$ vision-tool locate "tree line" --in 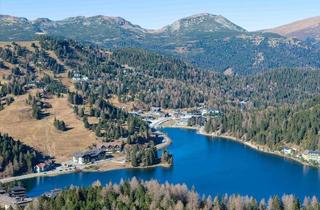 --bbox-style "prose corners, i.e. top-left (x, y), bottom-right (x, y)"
top-left (25, 177), bottom-right (319, 210)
